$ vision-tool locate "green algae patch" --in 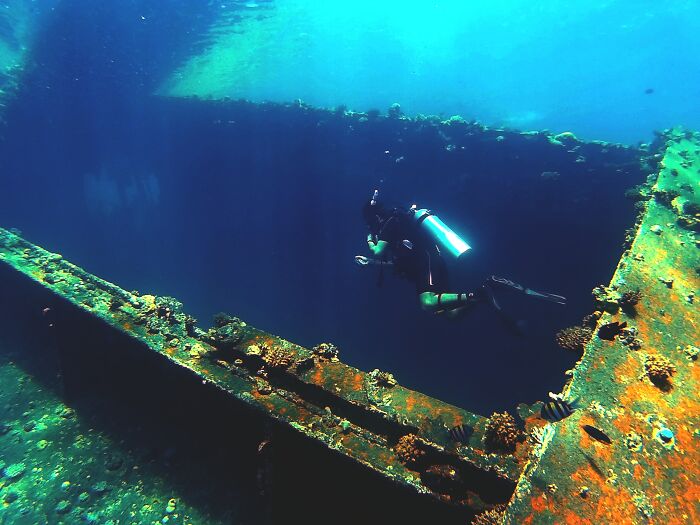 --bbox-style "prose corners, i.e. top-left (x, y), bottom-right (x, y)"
top-left (0, 355), bottom-right (236, 524)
